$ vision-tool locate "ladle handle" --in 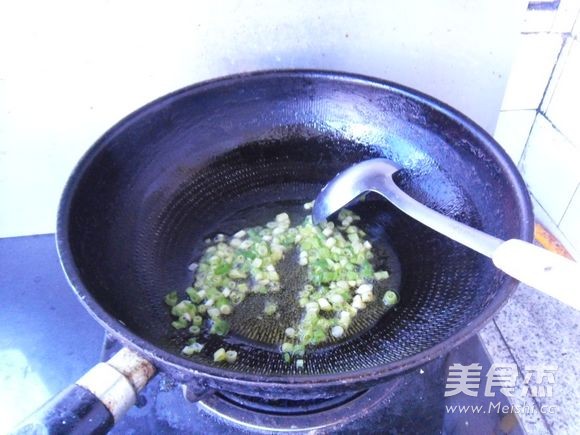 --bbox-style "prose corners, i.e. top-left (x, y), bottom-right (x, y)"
top-left (492, 239), bottom-right (580, 310)
top-left (374, 174), bottom-right (580, 310)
